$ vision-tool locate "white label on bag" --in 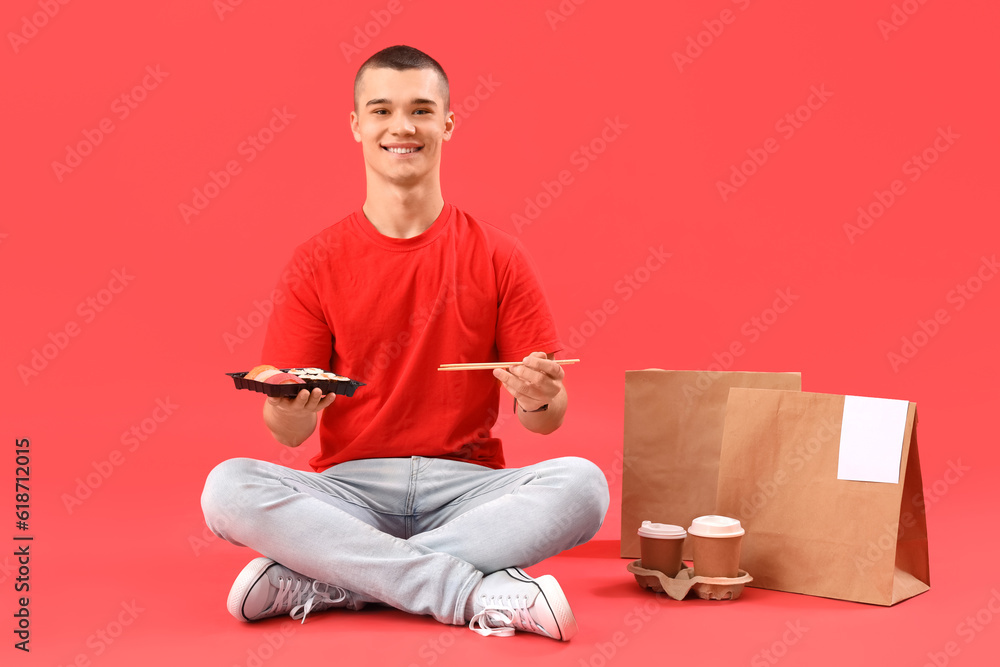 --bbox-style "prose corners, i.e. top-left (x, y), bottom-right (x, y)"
top-left (837, 395), bottom-right (909, 484)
